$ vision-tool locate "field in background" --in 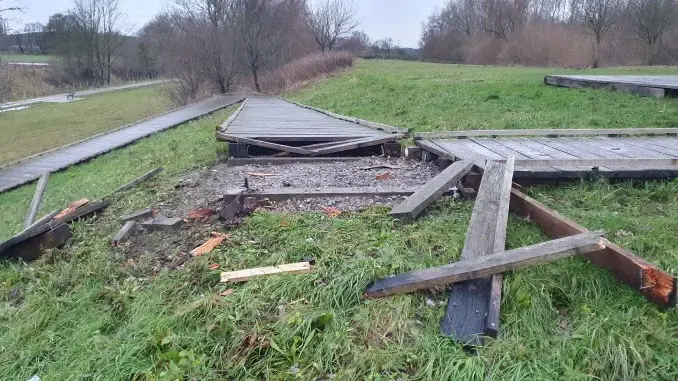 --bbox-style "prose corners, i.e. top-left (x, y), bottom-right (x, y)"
top-left (0, 54), bottom-right (54, 63)
top-left (0, 85), bottom-right (172, 165)
top-left (0, 60), bottom-right (676, 379)
top-left (290, 60), bottom-right (678, 132)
